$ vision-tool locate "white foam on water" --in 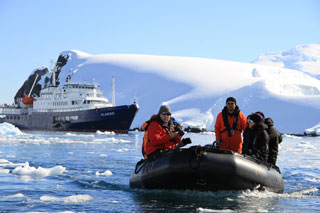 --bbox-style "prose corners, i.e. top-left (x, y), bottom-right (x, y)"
top-left (197, 208), bottom-right (235, 212)
top-left (65, 132), bottom-right (77, 136)
top-left (40, 194), bottom-right (93, 203)
top-left (96, 130), bottom-right (115, 135)
top-left (239, 187), bottom-right (318, 199)
top-left (114, 148), bottom-right (129, 152)
top-left (306, 178), bottom-right (320, 183)
top-left (57, 211), bottom-right (75, 213)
